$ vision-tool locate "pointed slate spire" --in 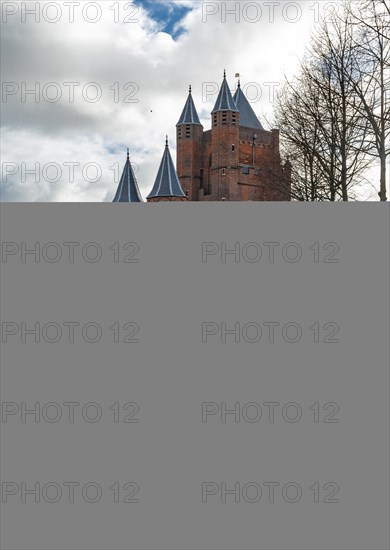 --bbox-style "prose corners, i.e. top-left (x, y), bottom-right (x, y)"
top-left (233, 81), bottom-right (263, 130)
top-left (113, 149), bottom-right (143, 202)
top-left (146, 138), bottom-right (187, 199)
top-left (211, 71), bottom-right (238, 113)
top-left (177, 85), bottom-right (201, 125)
